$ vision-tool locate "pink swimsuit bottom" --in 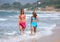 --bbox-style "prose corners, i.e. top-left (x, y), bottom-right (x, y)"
top-left (19, 22), bottom-right (26, 28)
